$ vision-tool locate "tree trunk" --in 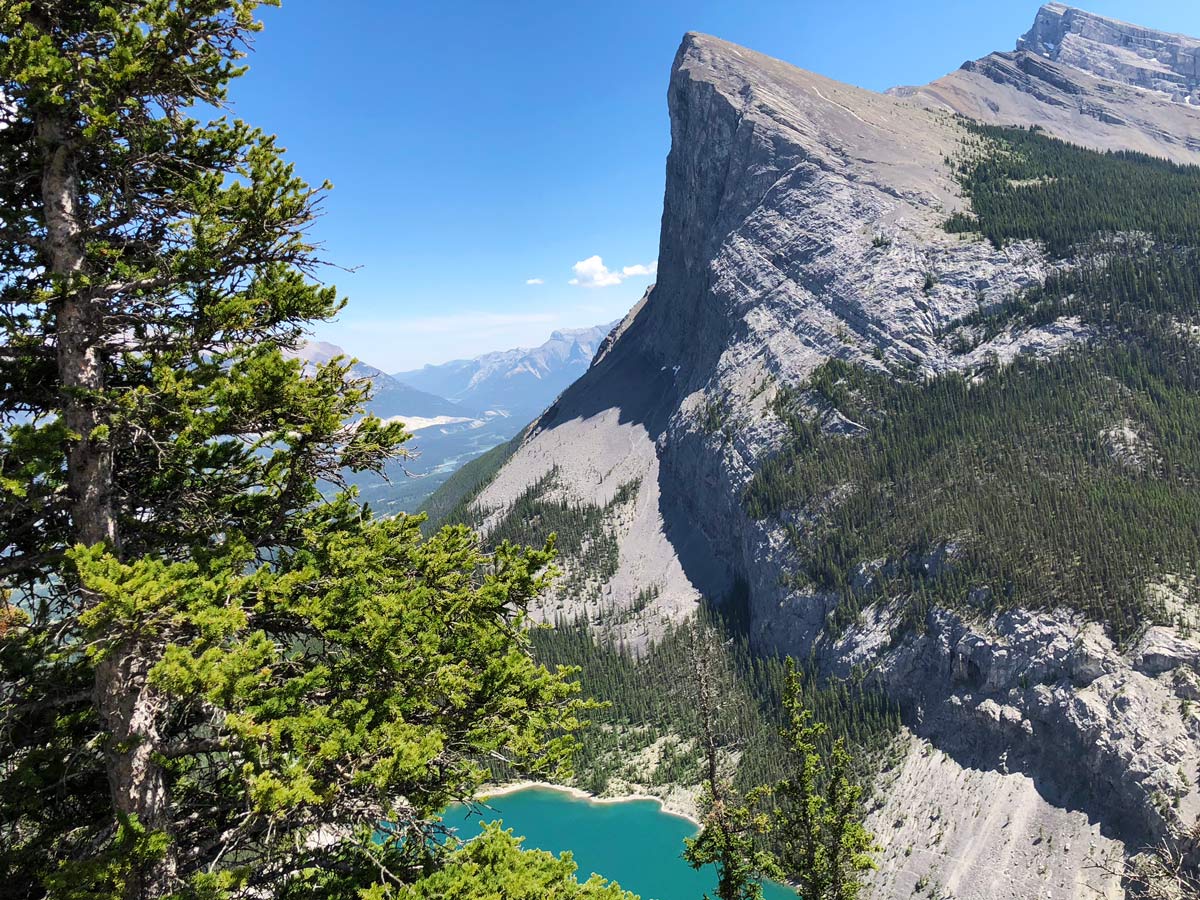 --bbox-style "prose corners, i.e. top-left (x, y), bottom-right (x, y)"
top-left (38, 115), bottom-right (117, 551)
top-left (93, 642), bottom-right (176, 896)
top-left (39, 110), bottom-right (175, 898)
